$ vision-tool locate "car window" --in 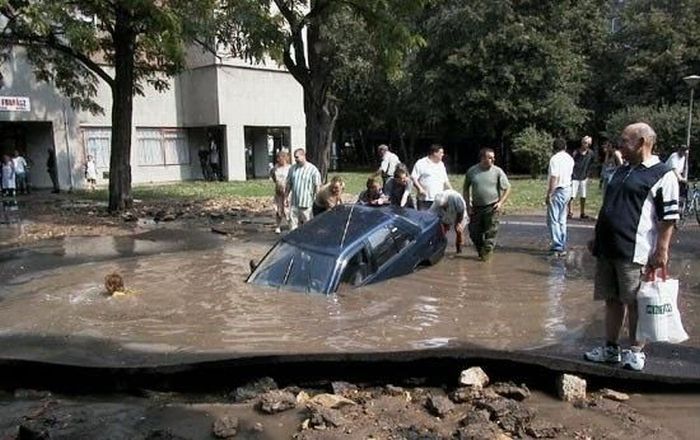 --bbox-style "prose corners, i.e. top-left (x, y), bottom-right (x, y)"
top-left (339, 247), bottom-right (371, 288)
top-left (391, 226), bottom-right (414, 251)
top-left (250, 242), bottom-right (334, 293)
top-left (368, 225), bottom-right (415, 269)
